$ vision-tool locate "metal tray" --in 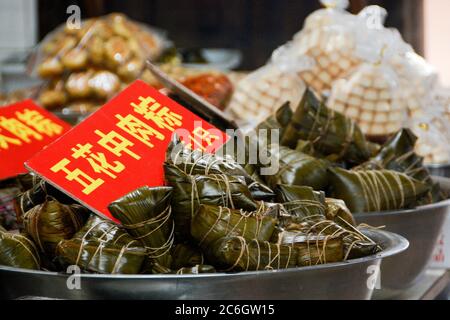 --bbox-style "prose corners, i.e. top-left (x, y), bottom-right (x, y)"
top-left (426, 164), bottom-right (450, 179)
top-left (354, 176), bottom-right (450, 292)
top-left (0, 229), bottom-right (407, 300)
